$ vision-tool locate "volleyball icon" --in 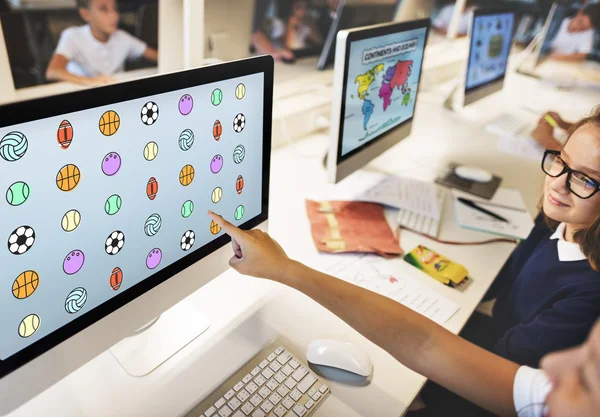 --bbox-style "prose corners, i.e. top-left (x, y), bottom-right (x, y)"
top-left (141, 101), bottom-right (159, 126)
top-left (6, 181), bottom-right (30, 206)
top-left (56, 164), bottom-right (81, 192)
top-left (236, 175), bottom-right (244, 195)
top-left (7, 225), bottom-right (35, 255)
top-left (211, 88), bottom-right (223, 106)
top-left (235, 83), bottom-right (246, 100)
top-left (57, 120), bottom-right (74, 149)
top-left (210, 220), bottom-right (222, 235)
top-left (110, 267), bottom-right (123, 291)
top-left (179, 164), bottom-right (195, 186)
top-left (180, 230), bottom-right (195, 251)
top-left (12, 270), bottom-right (39, 299)
top-left (105, 230), bottom-right (125, 255)
top-left (147, 177), bottom-right (159, 200)
top-left (61, 209), bottom-right (81, 232)
top-left (233, 145), bottom-right (245, 164)
top-left (144, 141), bottom-right (159, 161)
top-left (0, 131), bottom-right (28, 162)
top-left (99, 110), bottom-right (120, 136)
top-left (179, 129), bottom-right (194, 151)
top-left (144, 213), bottom-right (162, 237)
top-left (65, 287), bottom-right (87, 314)
top-left (233, 113), bottom-right (246, 133)
top-left (213, 120), bottom-right (222, 141)
top-left (18, 314), bottom-right (40, 338)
